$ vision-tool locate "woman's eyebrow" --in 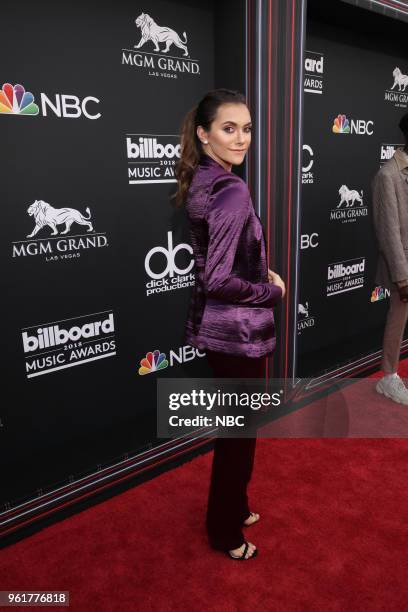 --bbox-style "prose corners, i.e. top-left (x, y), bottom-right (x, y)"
top-left (221, 121), bottom-right (252, 126)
